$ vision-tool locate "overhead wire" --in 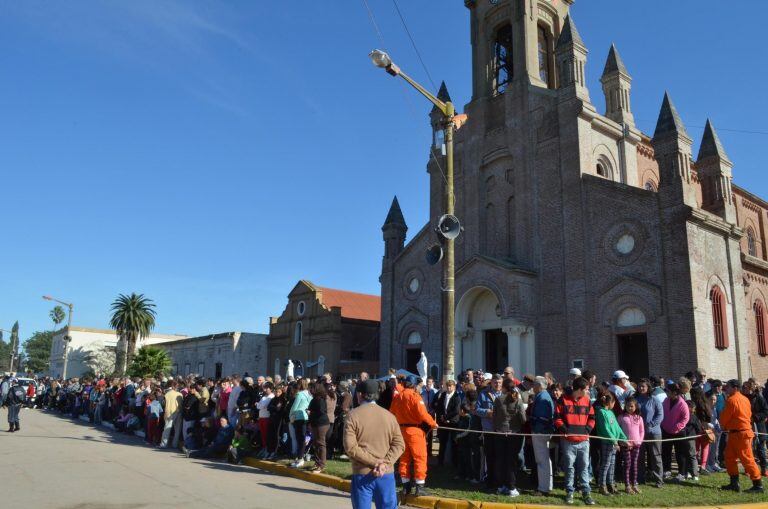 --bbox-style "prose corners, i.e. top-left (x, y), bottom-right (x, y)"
top-left (360, 0), bottom-right (450, 189)
top-left (391, 0), bottom-right (438, 92)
